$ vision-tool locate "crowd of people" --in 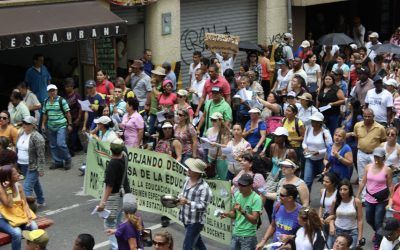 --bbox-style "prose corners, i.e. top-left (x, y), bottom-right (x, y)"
top-left (0, 23), bottom-right (399, 249)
